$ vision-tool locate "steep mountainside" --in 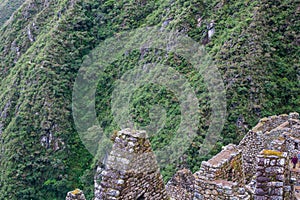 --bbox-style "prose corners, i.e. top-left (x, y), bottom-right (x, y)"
top-left (0, 0), bottom-right (25, 26)
top-left (0, 0), bottom-right (299, 199)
